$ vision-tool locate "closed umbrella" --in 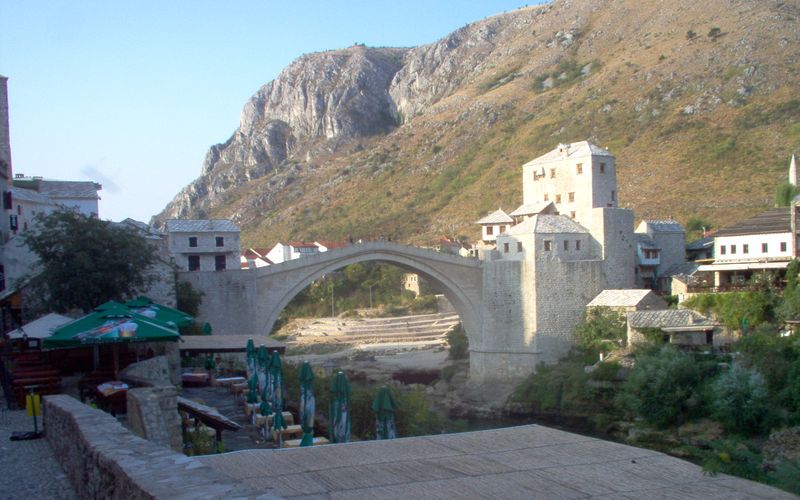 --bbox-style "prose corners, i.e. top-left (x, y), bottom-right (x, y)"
top-left (329, 371), bottom-right (351, 444)
top-left (256, 345), bottom-right (268, 397)
top-left (247, 373), bottom-right (259, 405)
top-left (245, 338), bottom-right (256, 380)
top-left (372, 386), bottom-right (398, 440)
top-left (298, 361), bottom-right (316, 447)
top-left (269, 351), bottom-right (287, 447)
top-left (259, 390), bottom-right (273, 440)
